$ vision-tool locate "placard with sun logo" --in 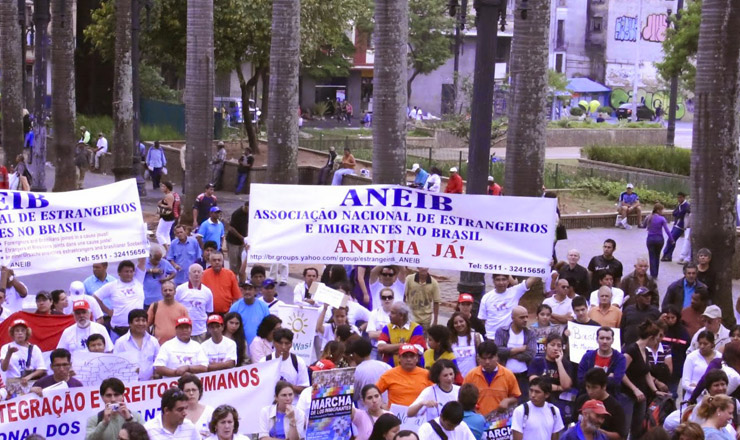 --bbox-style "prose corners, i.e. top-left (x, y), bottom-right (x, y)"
top-left (278, 304), bottom-right (321, 363)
